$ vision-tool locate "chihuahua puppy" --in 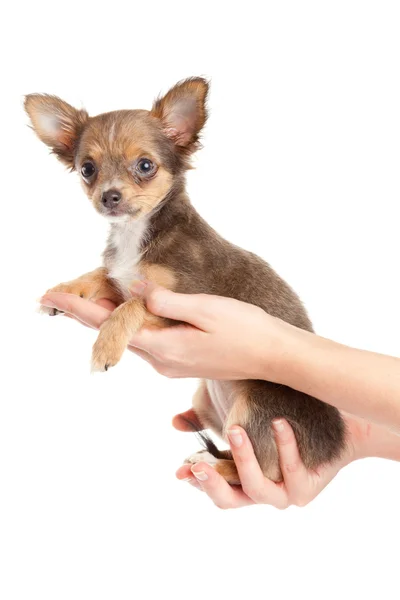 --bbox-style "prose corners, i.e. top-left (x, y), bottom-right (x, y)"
top-left (25, 78), bottom-right (345, 483)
